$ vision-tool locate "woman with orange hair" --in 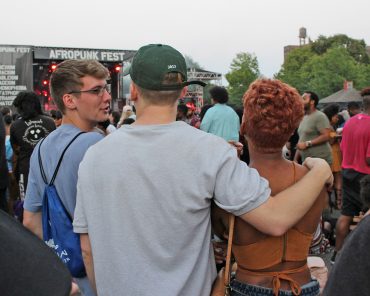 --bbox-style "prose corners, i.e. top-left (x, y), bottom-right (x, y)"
top-left (212, 79), bottom-right (326, 296)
